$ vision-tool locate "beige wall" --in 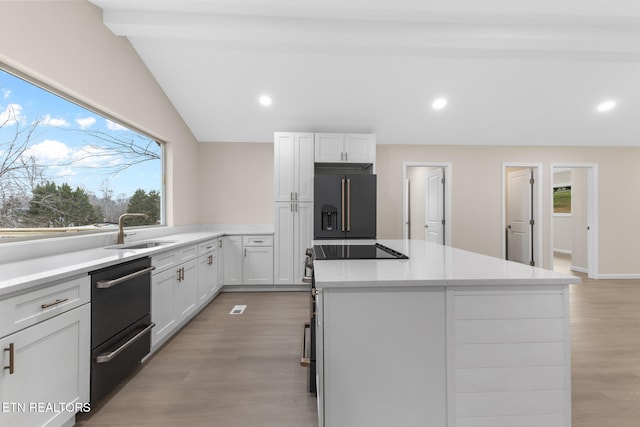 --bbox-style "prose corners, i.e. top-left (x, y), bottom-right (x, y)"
top-left (198, 142), bottom-right (274, 225)
top-left (195, 141), bottom-right (640, 275)
top-left (0, 1), bottom-right (200, 225)
top-left (376, 144), bottom-right (640, 276)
